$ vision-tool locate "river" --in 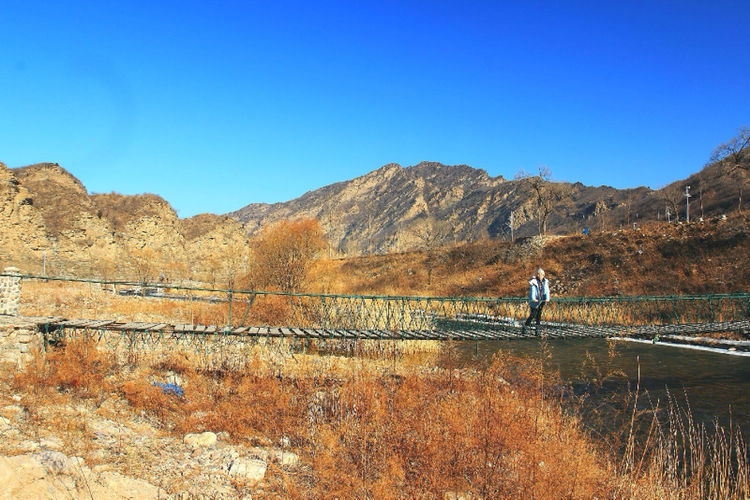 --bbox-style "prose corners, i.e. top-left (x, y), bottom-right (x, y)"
top-left (456, 338), bottom-right (750, 437)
